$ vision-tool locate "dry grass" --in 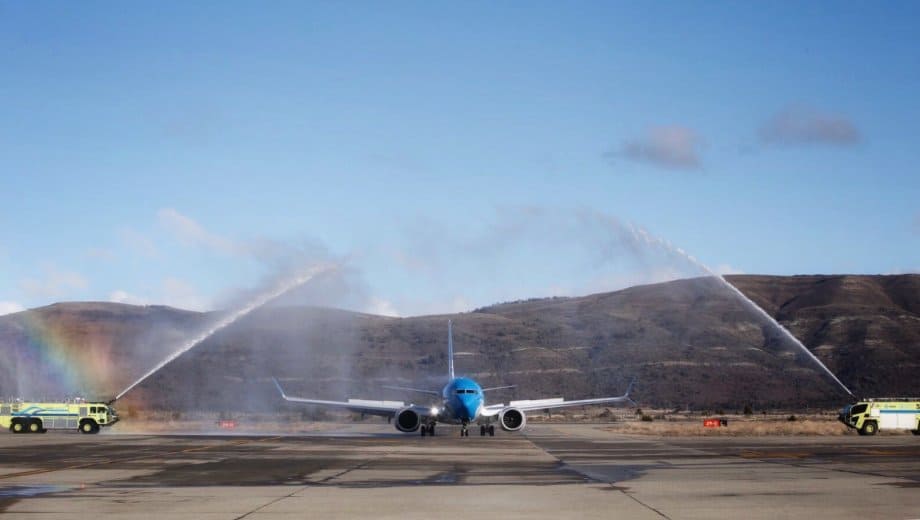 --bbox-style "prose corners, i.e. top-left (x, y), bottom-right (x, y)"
top-left (528, 408), bottom-right (914, 436)
top-left (111, 409), bottom-right (911, 437)
top-left (604, 416), bottom-right (853, 436)
top-left (111, 411), bottom-right (356, 435)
